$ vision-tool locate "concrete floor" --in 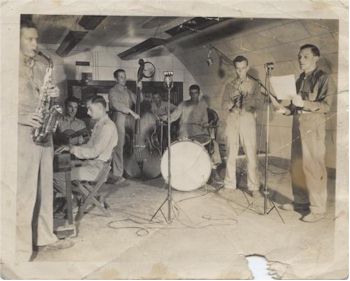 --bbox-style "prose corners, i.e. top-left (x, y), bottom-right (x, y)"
top-left (28, 161), bottom-right (339, 279)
